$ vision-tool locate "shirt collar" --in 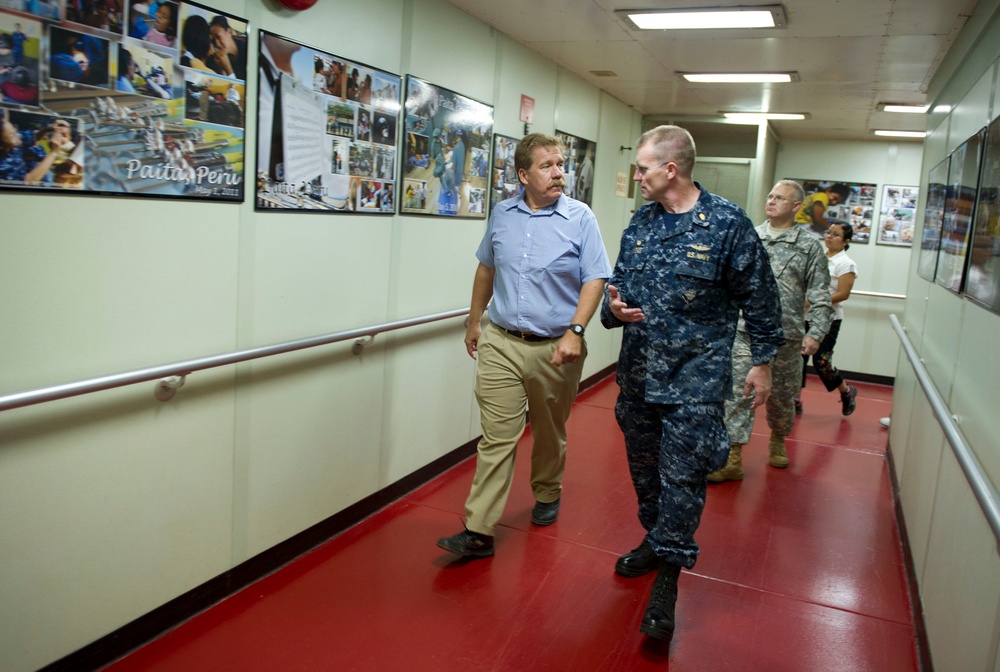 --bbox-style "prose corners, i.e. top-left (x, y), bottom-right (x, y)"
top-left (507, 192), bottom-right (569, 219)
